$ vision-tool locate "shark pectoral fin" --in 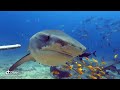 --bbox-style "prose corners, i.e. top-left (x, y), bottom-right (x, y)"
top-left (9, 53), bottom-right (35, 71)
